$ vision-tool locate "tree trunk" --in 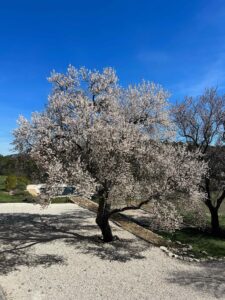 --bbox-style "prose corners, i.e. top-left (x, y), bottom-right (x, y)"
top-left (204, 178), bottom-right (221, 236)
top-left (96, 198), bottom-right (113, 242)
top-left (210, 207), bottom-right (220, 236)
